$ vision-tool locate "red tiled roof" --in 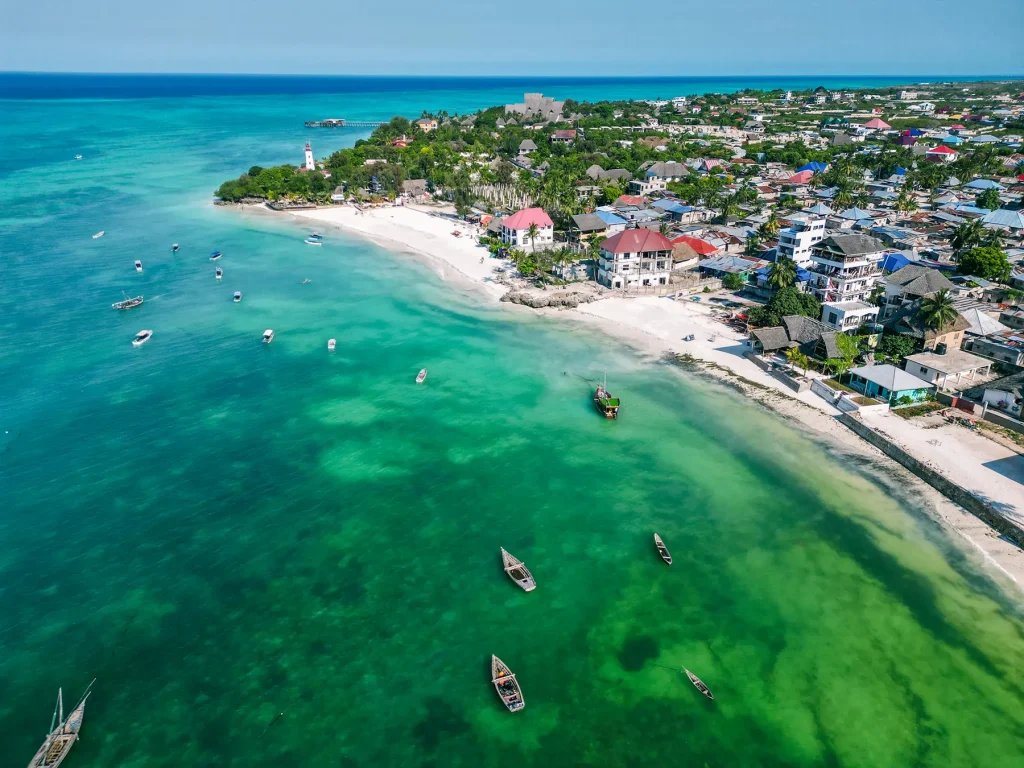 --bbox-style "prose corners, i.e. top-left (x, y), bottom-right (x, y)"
top-left (616, 195), bottom-right (645, 205)
top-left (671, 235), bottom-right (717, 256)
top-left (552, 130), bottom-right (576, 139)
top-left (602, 229), bottom-right (675, 254)
top-left (927, 145), bottom-right (957, 154)
top-left (502, 207), bottom-right (553, 229)
top-left (787, 170), bottom-right (814, 184)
